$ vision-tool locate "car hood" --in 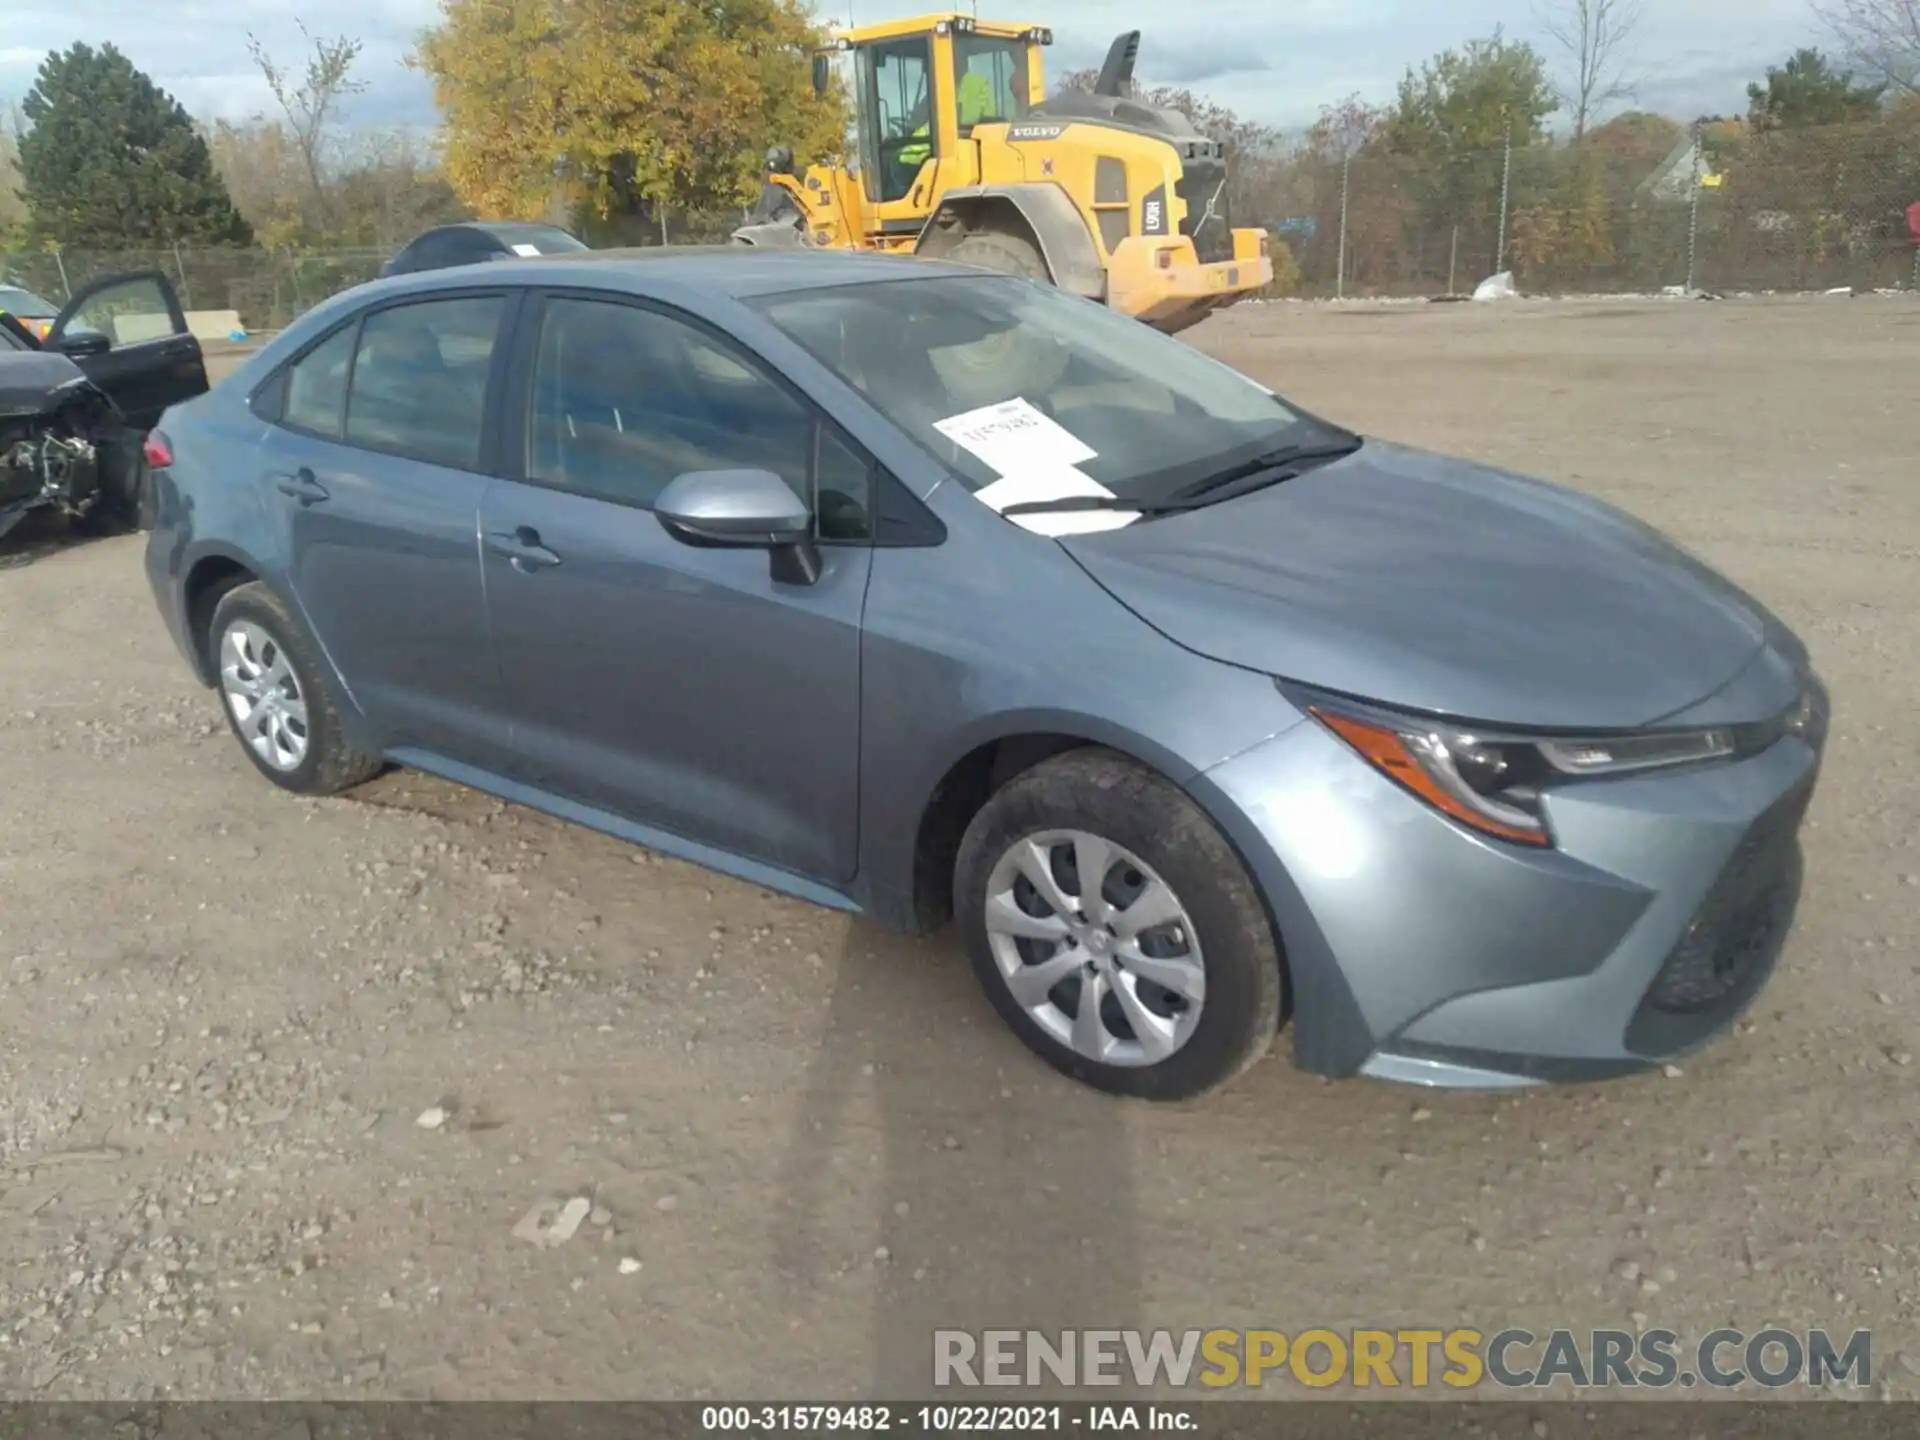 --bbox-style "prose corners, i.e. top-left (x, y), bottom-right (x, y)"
top-left (1061, 439), bottom-right (1788, 730)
